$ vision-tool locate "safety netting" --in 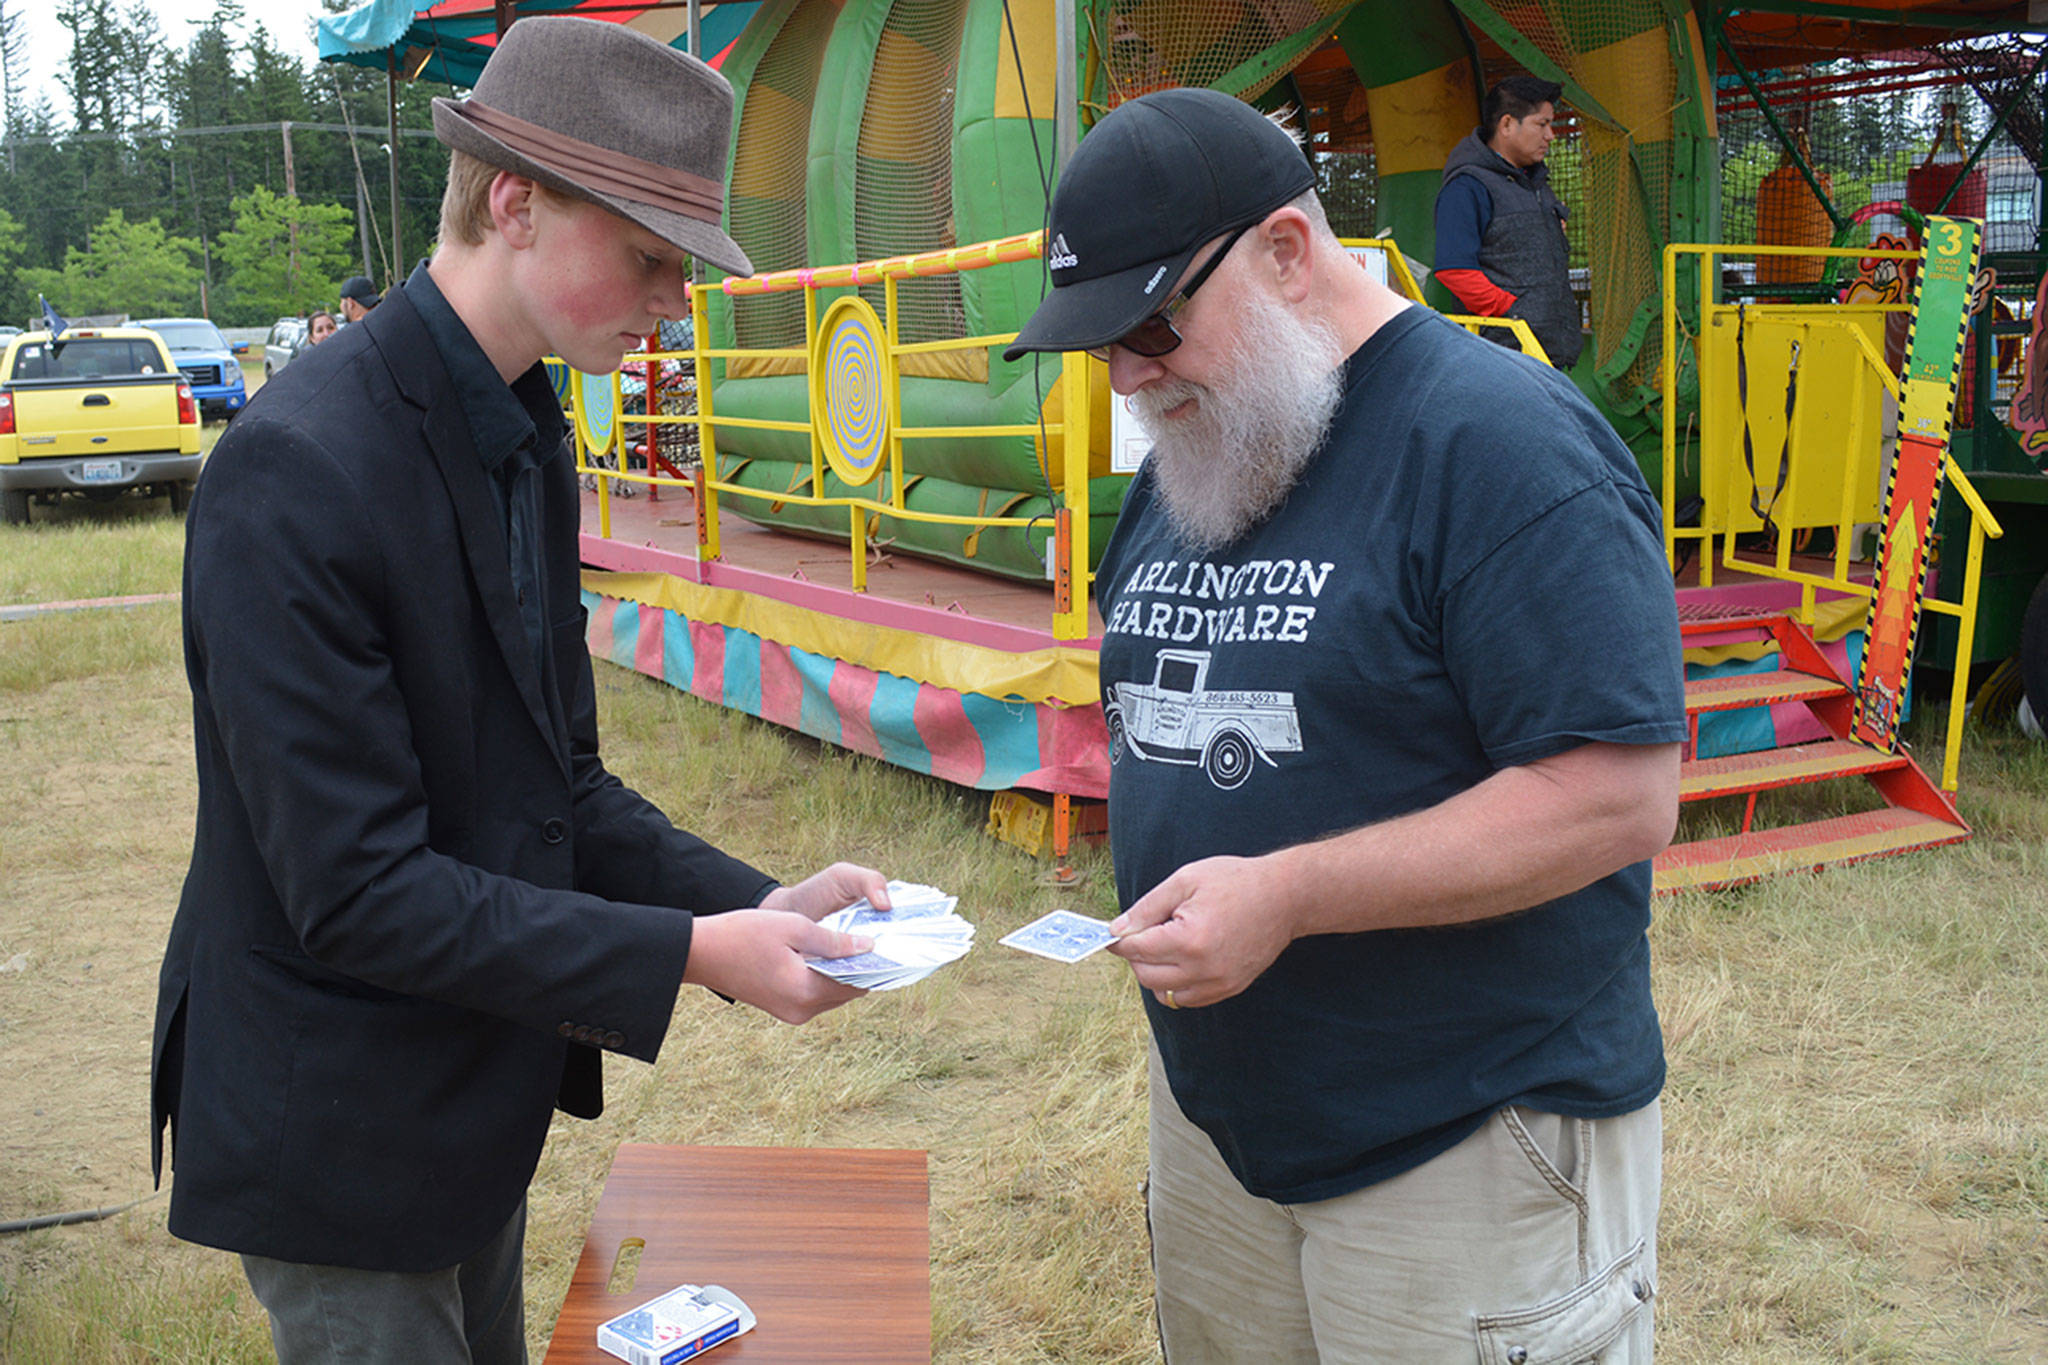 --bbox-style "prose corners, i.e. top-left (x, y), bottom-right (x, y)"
top-left (1290, 55), bottom-right (1378, 239)
top-left (1717, 37), bottom-right (2046, 425)
top-left (854, 0), bottom-right (972, 344)
top-left (1720, 41), bottom-right (2043, 266)
top-left (1078, 0), bottom-right (1679, 405)
top-left (729, 0), bottom-right (839, 351)
top-left (1481, 0), bottom-right (1677, 404)
top-left (1085, 0), bottom-right (1353, 109)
